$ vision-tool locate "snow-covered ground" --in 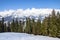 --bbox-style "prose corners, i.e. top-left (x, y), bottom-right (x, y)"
top-left (0, 32), bottom-right (60, 40)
